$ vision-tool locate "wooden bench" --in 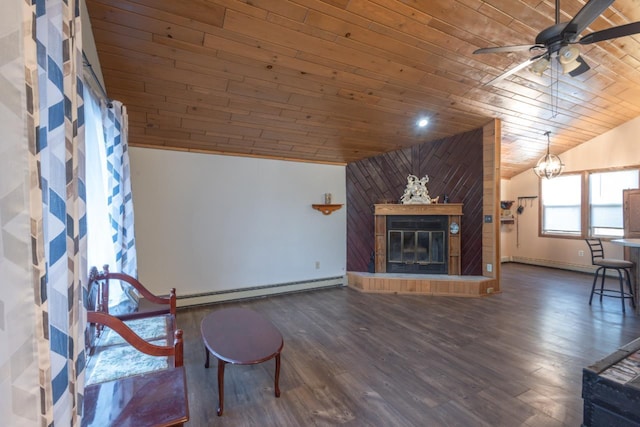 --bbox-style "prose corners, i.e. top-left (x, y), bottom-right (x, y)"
top-left (84, 267), bottom-right (189, 426)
